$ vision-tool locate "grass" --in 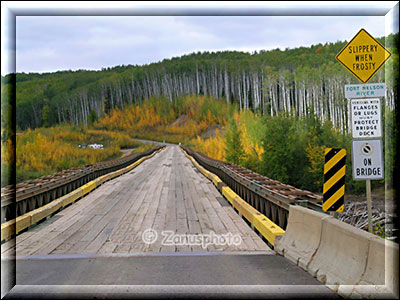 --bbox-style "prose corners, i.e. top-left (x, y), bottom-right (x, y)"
top-left (1, 124), bottom-right (150, 186)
